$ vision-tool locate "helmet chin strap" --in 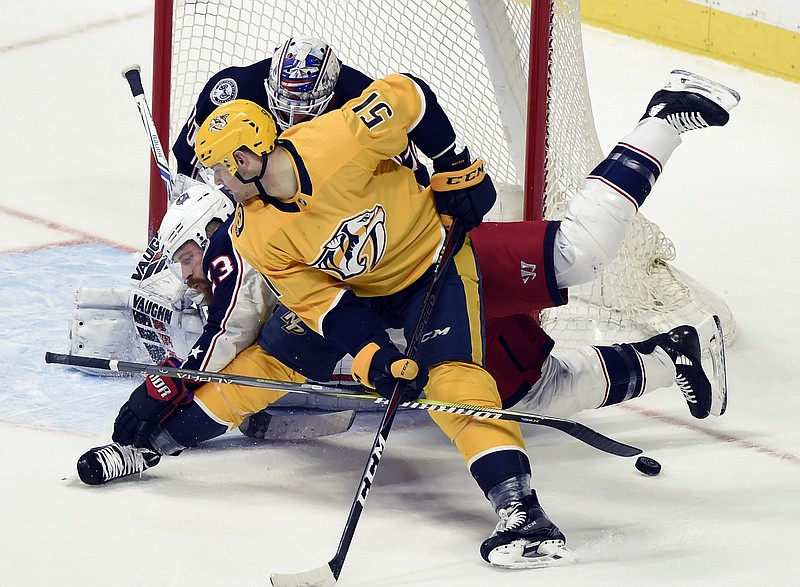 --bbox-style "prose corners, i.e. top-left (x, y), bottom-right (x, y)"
top-left (235, 154), bottom-right (270, 203)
